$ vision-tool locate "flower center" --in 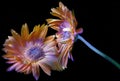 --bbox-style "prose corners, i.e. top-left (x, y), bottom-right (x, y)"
top-left (27, 46), bottom-right (44, 61)
top-left (59, 21), bottom-right (72, 41)
top-left (62, 31), bottom-right (71, 40)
